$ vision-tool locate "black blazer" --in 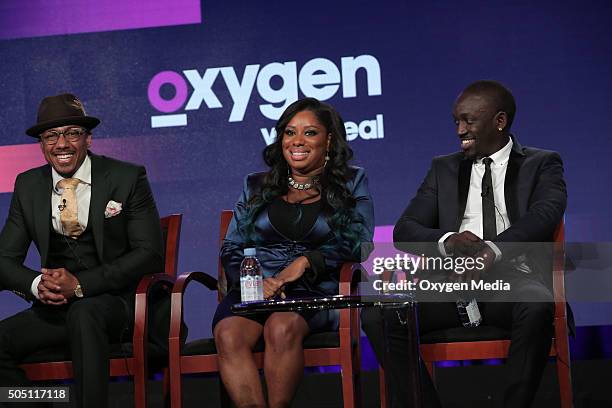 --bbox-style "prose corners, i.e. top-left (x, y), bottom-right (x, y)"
top-left (0, 153), bottom-right (164, 300)
top-left (394, 136), bottom-right (567, 274)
